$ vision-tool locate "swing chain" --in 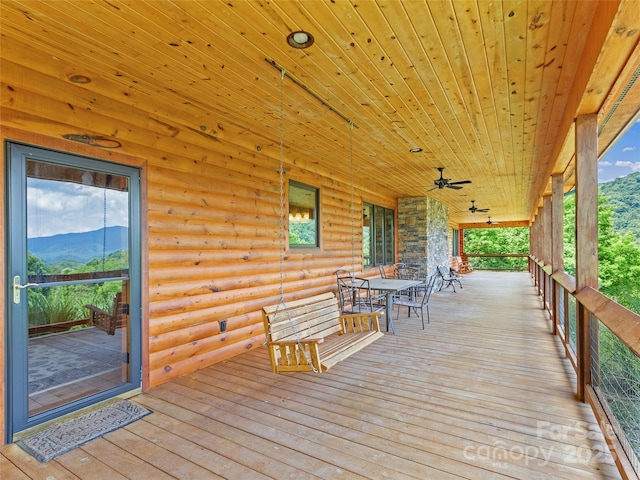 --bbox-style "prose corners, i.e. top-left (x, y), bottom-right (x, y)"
top-left (263, 67), bottom-right (317, 372)
top-left (349, 121), bottom-right (355, 273)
